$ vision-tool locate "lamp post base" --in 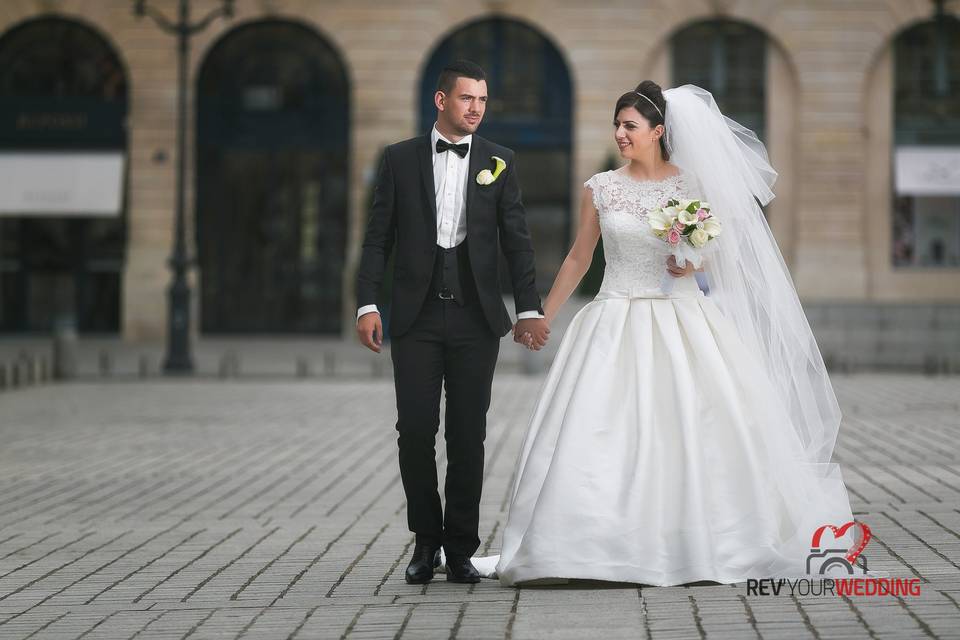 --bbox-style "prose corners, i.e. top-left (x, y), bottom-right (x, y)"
top-left (162, 277), bottom-right (194, 374)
